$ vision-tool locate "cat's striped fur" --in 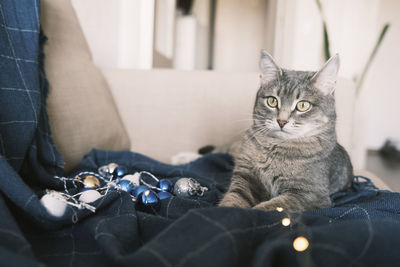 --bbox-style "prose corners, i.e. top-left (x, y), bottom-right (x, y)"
top-left (219, 51), bottom-right (353, 211)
